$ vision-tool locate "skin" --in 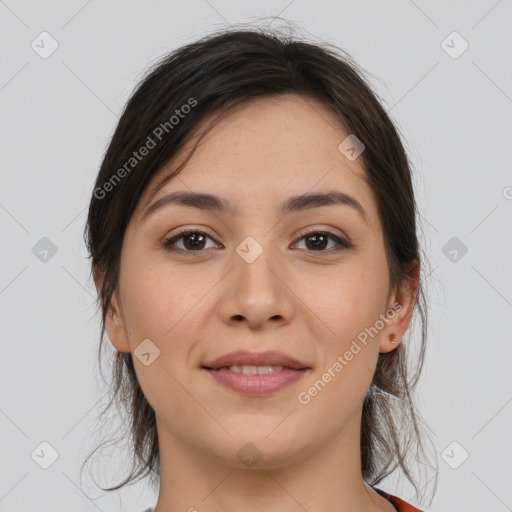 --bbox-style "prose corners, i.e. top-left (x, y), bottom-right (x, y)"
top-left (95, 94), bottom-right (418, 512)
